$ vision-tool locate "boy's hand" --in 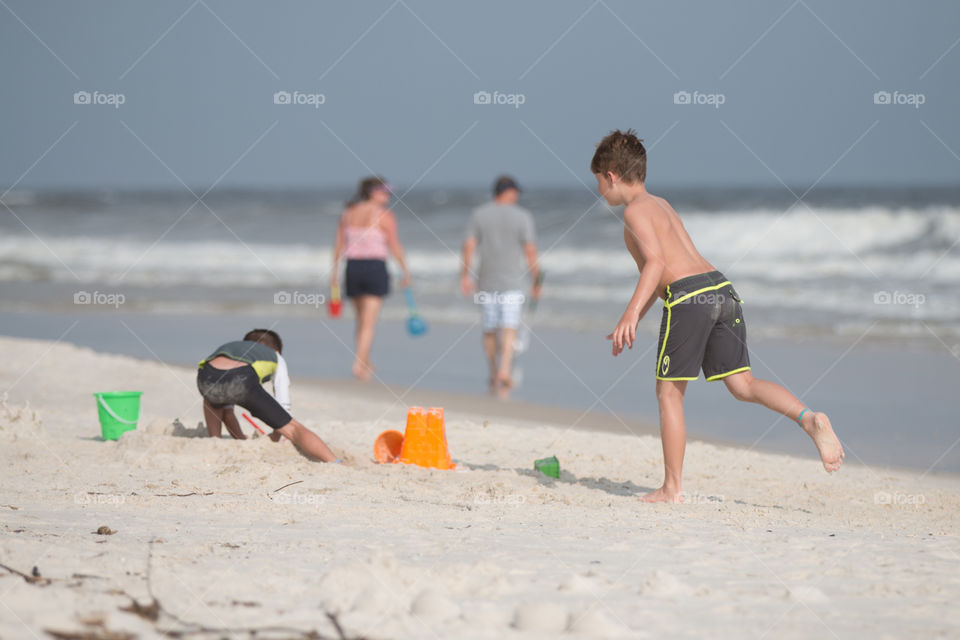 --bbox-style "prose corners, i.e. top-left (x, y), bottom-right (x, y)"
top-left (269, 431), bottom-right (283, 442)
top-left (607, 311), bottom-right (639, 356)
